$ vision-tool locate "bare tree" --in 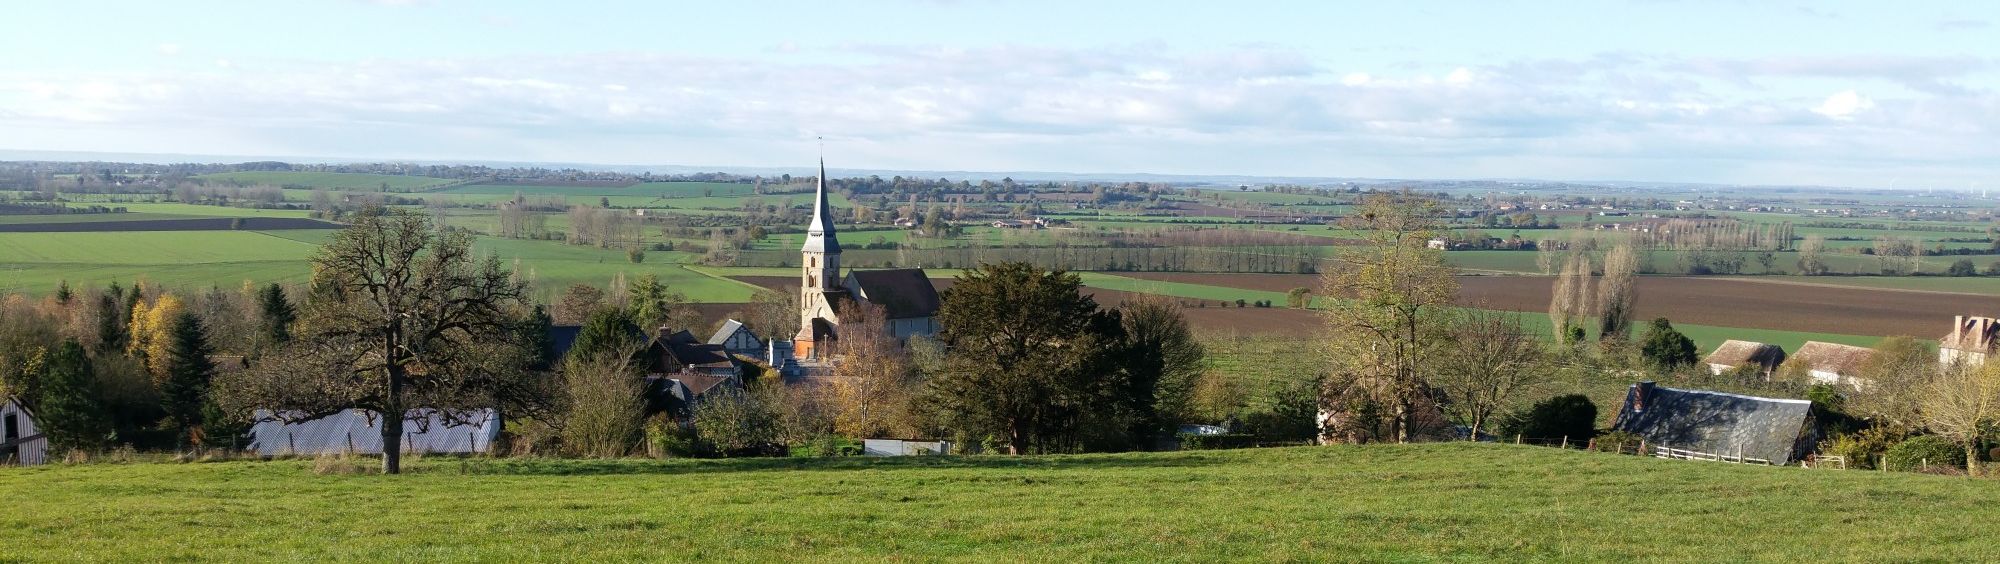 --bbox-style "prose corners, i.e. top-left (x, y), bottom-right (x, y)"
top-left (215, 209), bottom-right (544, 474)
top-left (1319, 192), bottom-right (1458, 443)
top-left (1548, 255), bottom-right (1592, 341)
top-left (1596, 243), bottom-right (1639, 341)
top-left (1797, 235), bottom-right (1829, 275)
top-left (1433, 309), bottom-right (1547, 437)
top-left (1920, 362), bottom-right (2000, 475)
top-left (824, 302), bottom-right (917, 439)
top-left (1847, 336), bottom-right (1937, 432)
top-left (559, 350), bottom-right (645, 458)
